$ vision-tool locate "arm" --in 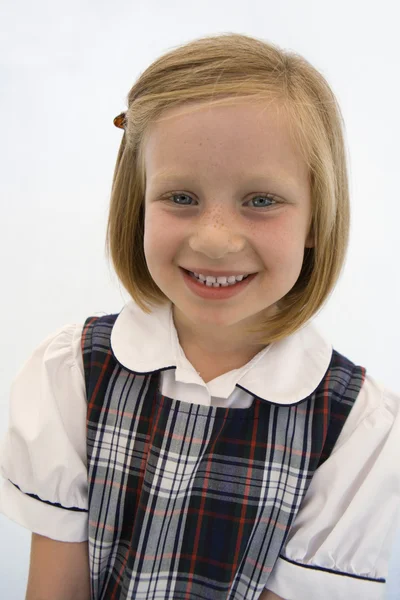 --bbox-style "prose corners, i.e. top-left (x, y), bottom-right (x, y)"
top-left (258, 590), bottom-right (286, 600)
top-left (25, 533), bottom-right (91, 600)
